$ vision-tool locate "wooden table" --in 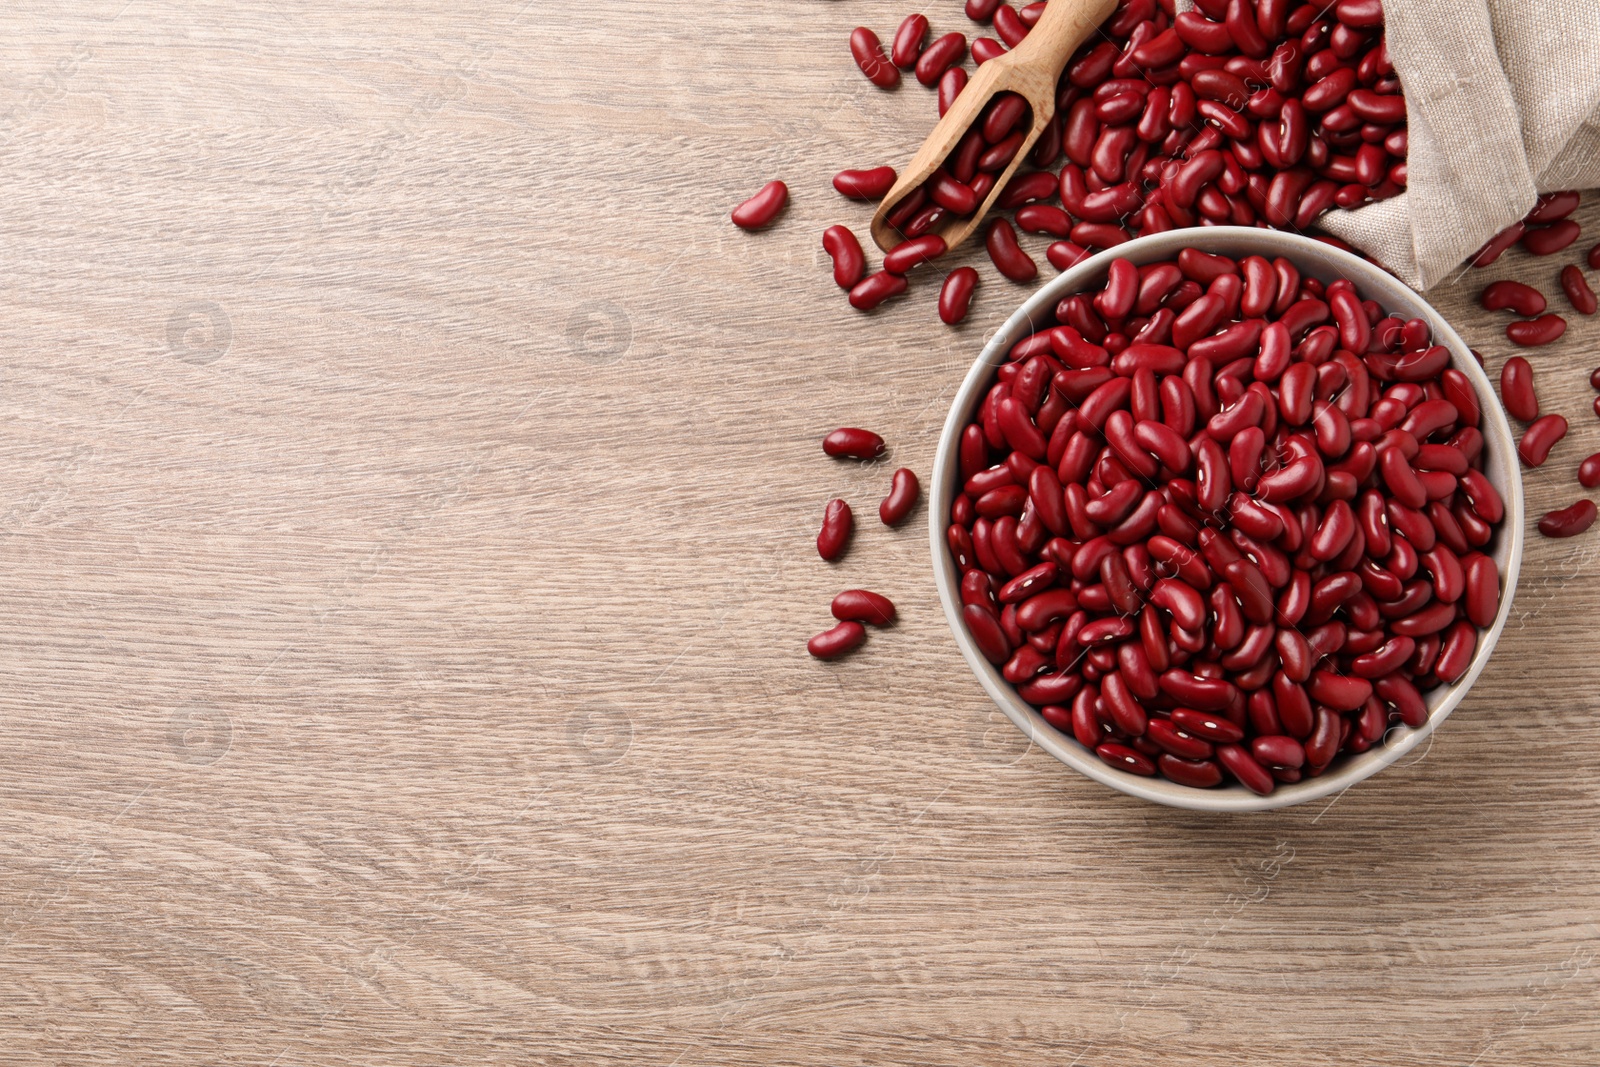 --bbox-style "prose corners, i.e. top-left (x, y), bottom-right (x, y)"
top-left (1, 3), bottom-right (1596, 1063)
